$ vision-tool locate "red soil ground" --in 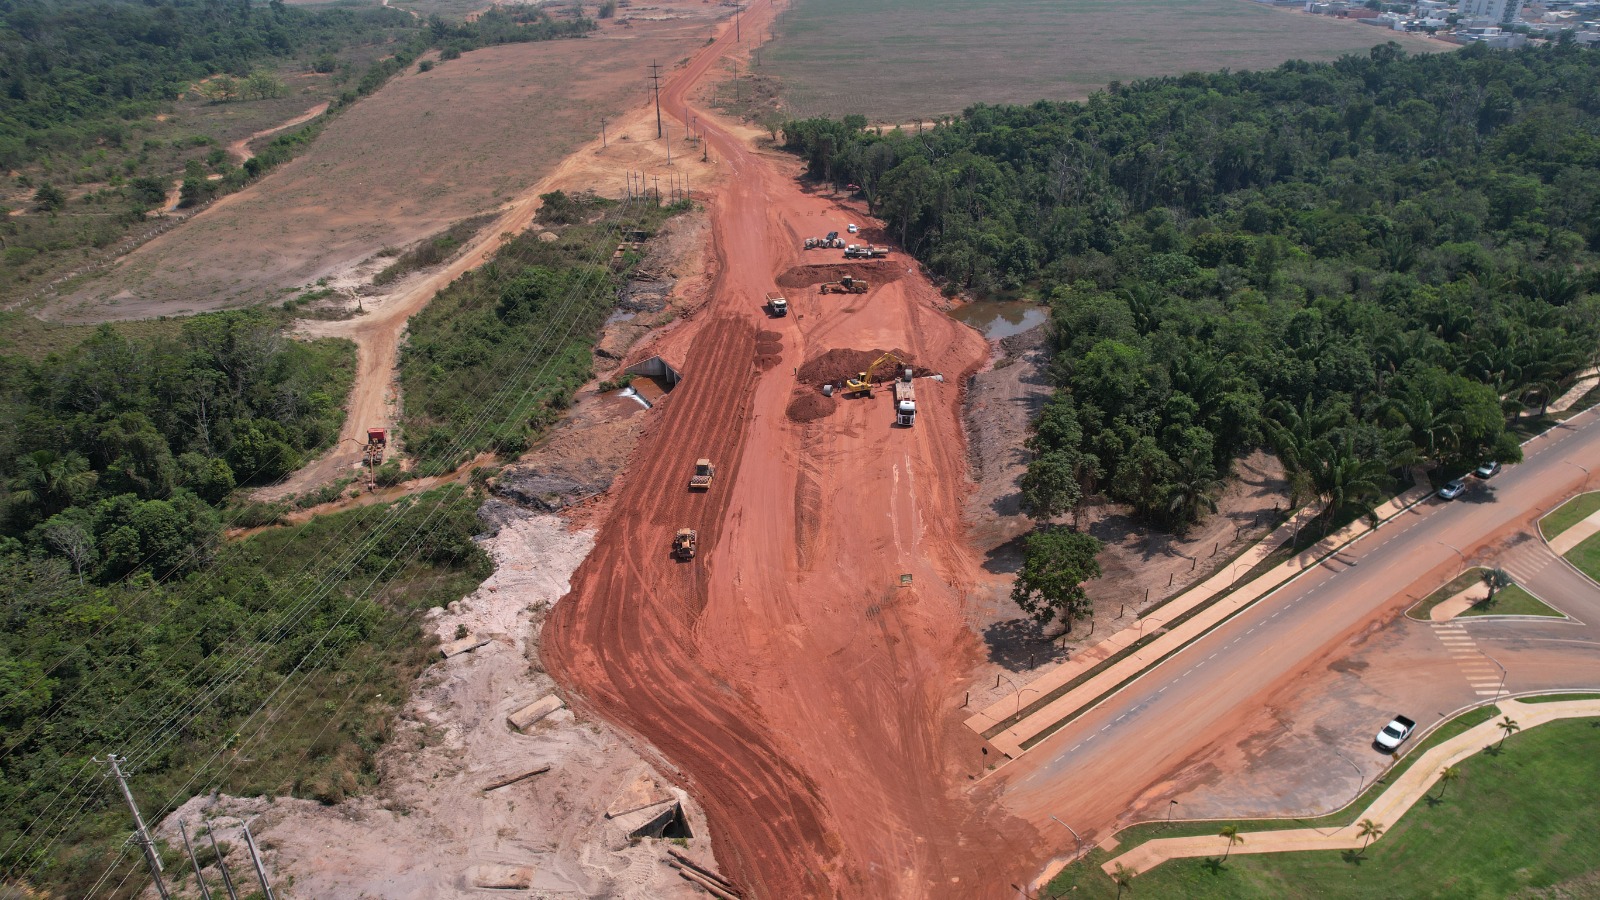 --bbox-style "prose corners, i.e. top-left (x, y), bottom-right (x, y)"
top-left (541, 1), bottom-right (1046, 895)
